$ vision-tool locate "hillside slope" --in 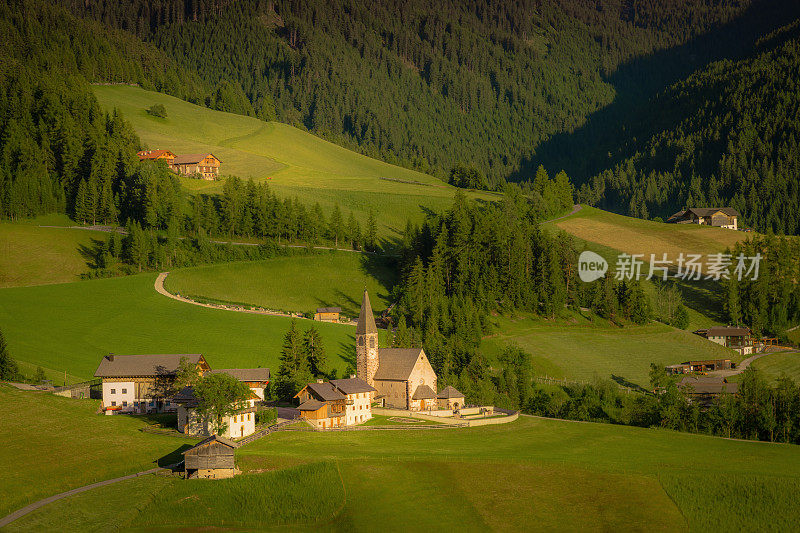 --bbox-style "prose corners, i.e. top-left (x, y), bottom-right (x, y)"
top-left (94, 85), bottom-right (496, 237)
